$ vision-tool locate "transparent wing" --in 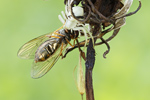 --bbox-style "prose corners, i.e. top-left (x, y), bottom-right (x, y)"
top-left (17, 32), bottom-right (53, 59)
top-left (31, 43), bottom-right (67, 79)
